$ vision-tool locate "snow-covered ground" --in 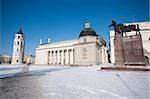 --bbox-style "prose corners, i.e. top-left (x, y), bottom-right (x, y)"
top-left (0, 64), bottom-right (150, 99)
